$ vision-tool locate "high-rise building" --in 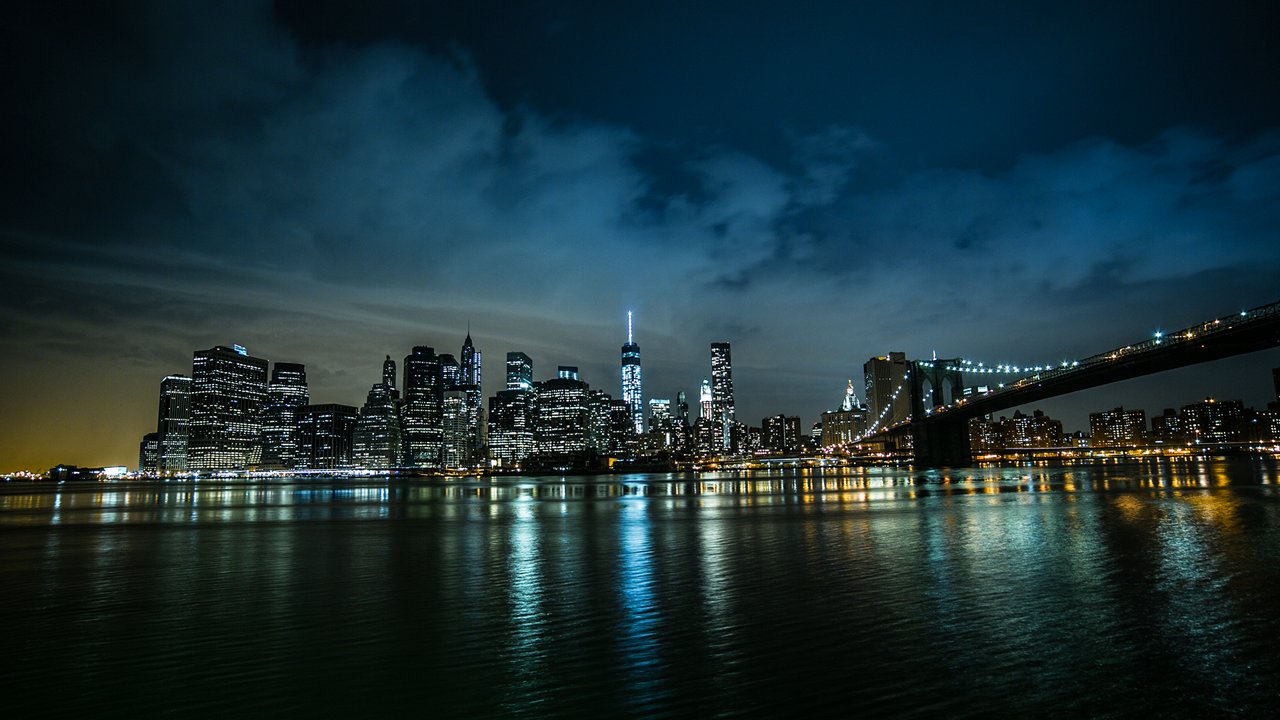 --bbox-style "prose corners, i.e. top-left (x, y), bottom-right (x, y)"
top-left (459, 331), bottom-right (484, 465)
top-left (675, 390), bottom-right (689, 426)
top-left (506, 352), bottom-right (533, 391)
top-left (156, 374), bottom-right (191, 473)
top-left (710, 342), bottom-right (735, 450)
top-left (1180, 397), bottom-right (1245, 444)
top-left (762, 415), bottom-right (801, 453)
top-left (296, 404), bottom-right (359, 469)
top-left (260, 362), bottom-right (308, 469)
top-left (382, 355), bottom-right (398, 398)
top-left (535, 373), bottom-right (592, 455)
top-left (608, 398), bottom-right (637, 454)
top-left (864, 352), bottom-right (910, 428)
top-left (1089, 406), bottom-right (1147, 447)
top-left (488, 389), bottom-right (536, 467)
top-left (621, 312), bottom-right (644, 434)
top-left (402, 346), bottom-right (444, 469)
top-left (441, 389), bottom-right (471, 469)
top-left (588, 389), bottom-right (613, 453)
top-left (139, 432), bottom-right (160, 473)
top-left (648, 398), bottom-right (671, 428)
top-left (353, 383), bottom-right (402, 469)
top-left (699, 378), bottom-right (713, 419)
top-left (188, 344), bottom-right (269, 471)
top-left (440, 353), bottom-right (461, 389)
